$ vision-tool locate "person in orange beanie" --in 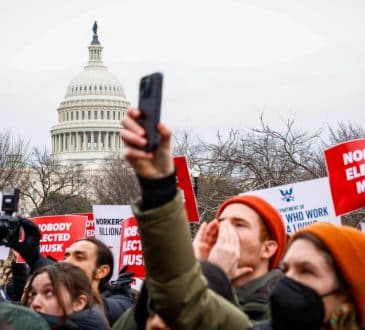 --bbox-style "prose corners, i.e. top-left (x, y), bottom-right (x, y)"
top-left (193, 194), bottom-right (286, 322)
top-left (254, 222), bottom-right (365, 330)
